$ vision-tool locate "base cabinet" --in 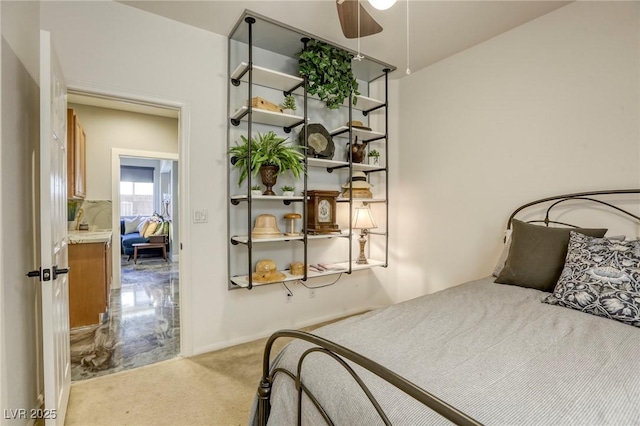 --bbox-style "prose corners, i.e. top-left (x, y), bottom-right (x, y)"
top-left (69, 241), bottom-right (111, 328)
